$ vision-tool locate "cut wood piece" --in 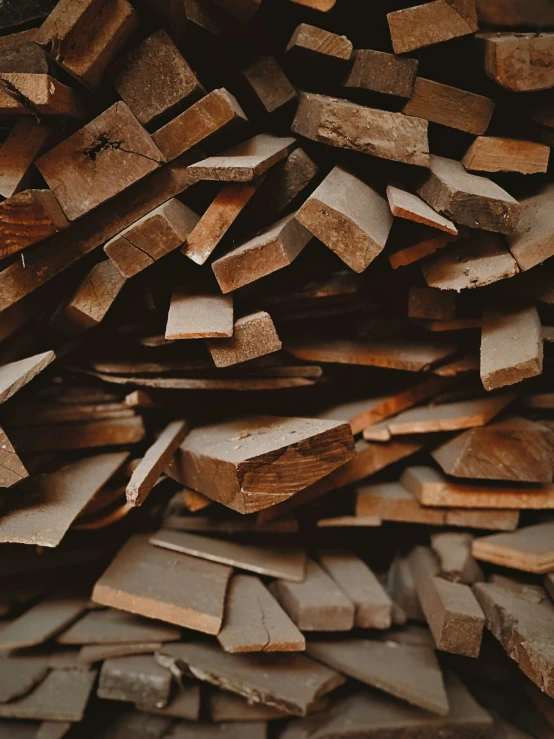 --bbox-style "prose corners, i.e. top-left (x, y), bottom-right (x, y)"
top-left (389, 227), bottom-right (456, 269)
top-left (479, 32), bottom-right (554, 92)
top-left (388, 557), bottom-right (425, 622)
top-left (104, 199), bottom-right (198, 278)
top-left (480, 300), bottom-right (543, 391)
top-left (292, 92), bottom-right (430, 166)
top-left (472, 522), bottom-right (554, 573)
top-left (431, 533), bottom-right (484, 584)
top-left (462, 136), bottom-right (550, 174)
top-left (188, 135), bottom-right (296, 182)
top-left (0, 189), bottom-right (70, 259)
top-left (417, 156), bottom-right (521, 234)
top-left (36, 102), bottom-right (165, 221)
top-left (508, 184), bottom-right (554, 271)
top-left (0, 597), bottom-right (88, 650)
top-left (0, 426), bottom-right (28, 488)
top-left (0, 118), bottom-right (52, 199)
top-left (157, 641), bottom-right (345, 717)
top-left (209, 690), bottom-right (288, 721)
top-left (0, 656), bottom-right (49, 703)
top-left (0, 74), bottom-right (85, 117)
top-left (286, 24), bottom-right (353, 65)
top-left (387, 186), bottom-right (457, 235)
top-left (184, 181), bottom-right (261, 265)
top-left (344, 49), bottom-right (417, 97)
top-left (403, 78), bottom-right (494, 135)
top-left (207, 311), bottom-right (282, 369)
top-left (212, 214), bottom-right (311, 292)
top-left (241, 56), bottom-right (297, 113)
top-left (474, 581), bottom-right (554, 697)
top-left (295, 166), bottom-right (392, 273)
top-left (166, 289), bottom-right (233, 339)
top-left (98, 655), bottom-right (172, 709)
top-left (78, 643), bottom-right (163, 666)
top-left (269, 559), bottom-right (355, 631)
top-left (317, 549), bottom-right (392, 629)
top-left (136, 684), bottom-right (201, 720)
top-left (408, 287), bottom-right (458, 320)
top-left (402, 465), bottom-right (554, 509)
top-left (57, 608), bottom-right (181, 645)
top-left (218, 575), bottom-right (305, 653)
top-left (423, 232), bottom-right (519, 290)
top-left (108, 29), bottom-right (203, 126)
top-left (0, 669), bottom-right (96, 722)
top-left (287, 336), bottom-right (456, 371)
top-left (306, 640), bottom-right (449, 715)
top-left (408, 546), bottom-right (485, 657)
top-left (0, 452), bottom-right (128, 547)
top-left (152, 88), bottom-right (247, 162)
top-left (431, 417), bottom-right (554, 482)
top-left (170, 415), bottom-right (354, 514)
top-left (363, 395), bottom-right (514, 438)
top-left (317, 515), bottom-right (382, 527)
top-left (388, 0), bottom-right (477, 54)
top-left (92, 534), bottom-right (233, 634)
